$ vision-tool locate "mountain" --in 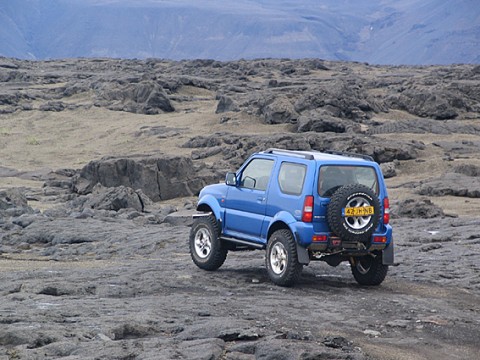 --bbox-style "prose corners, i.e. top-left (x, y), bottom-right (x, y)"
top-left (0, 0), bottom-right (478, 65)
